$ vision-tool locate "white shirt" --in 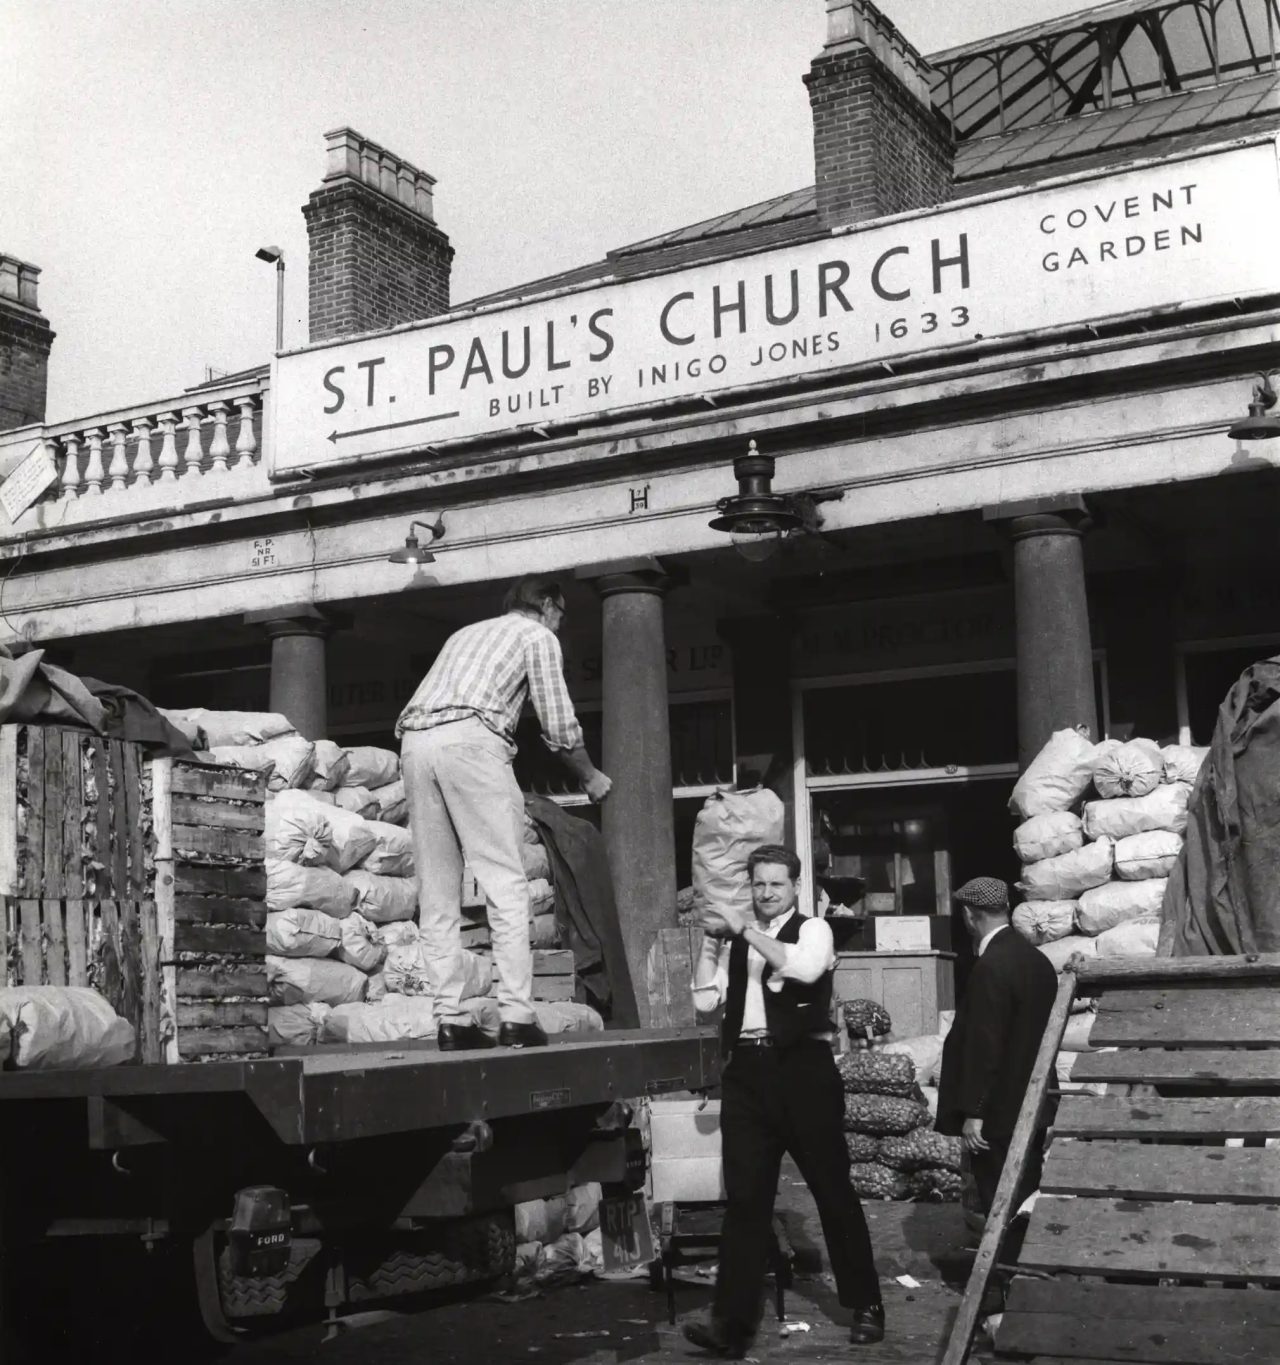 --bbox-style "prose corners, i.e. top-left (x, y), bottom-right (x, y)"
top-left (977, 924), bottom-right (1009, 958)
top-left (692, 909), bottom-right (836, 1035)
